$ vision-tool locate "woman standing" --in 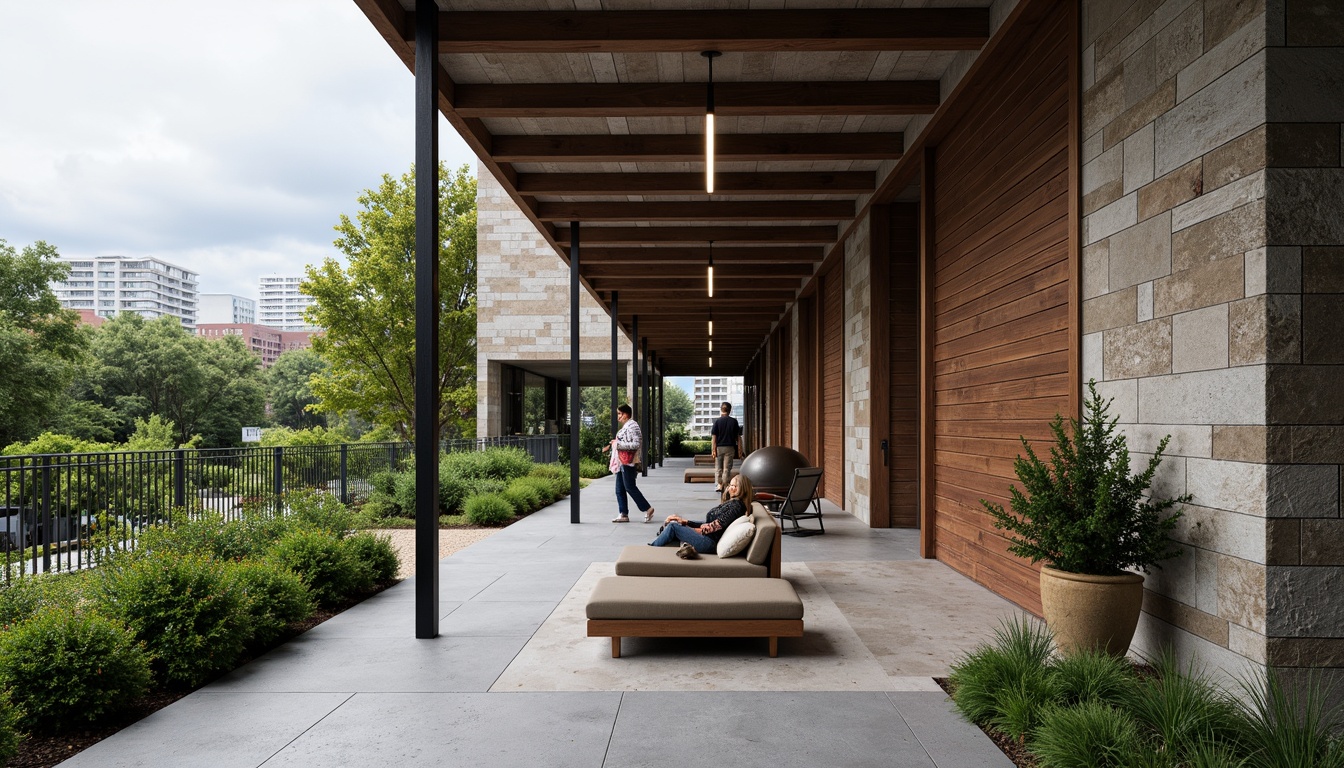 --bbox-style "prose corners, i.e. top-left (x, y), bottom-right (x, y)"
top-left (601, 403), bottom-right (656, 523)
